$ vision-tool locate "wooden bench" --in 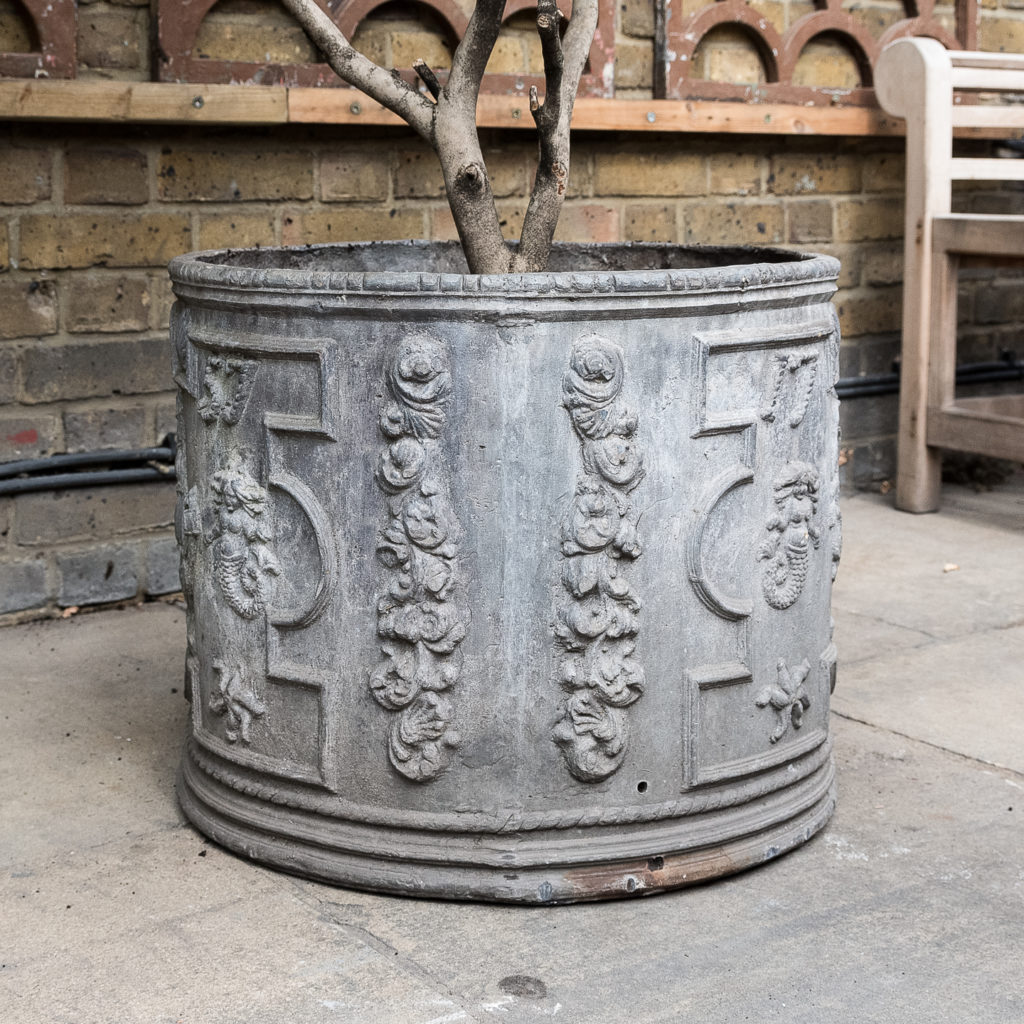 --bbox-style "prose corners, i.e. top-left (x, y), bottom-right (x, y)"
top-left (876, 38), bottom-right (1024, 512)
